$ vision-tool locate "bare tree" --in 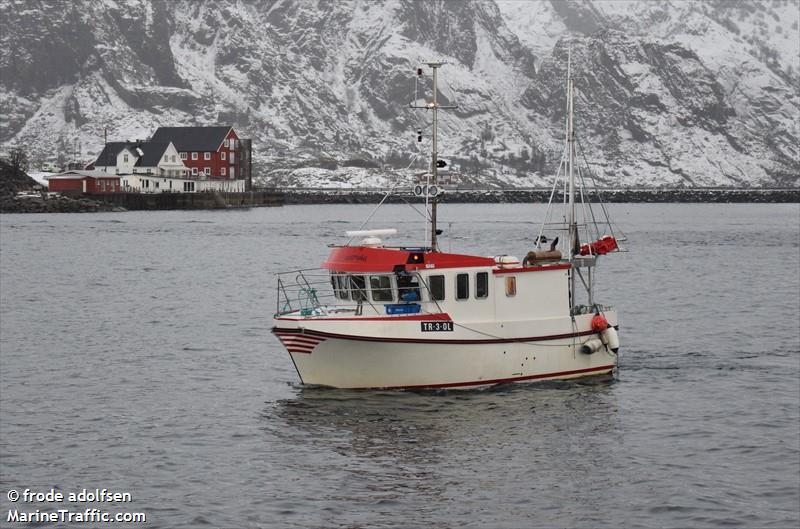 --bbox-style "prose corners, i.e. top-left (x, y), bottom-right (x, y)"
top-left (9, 147), bottom-right (29, 173)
